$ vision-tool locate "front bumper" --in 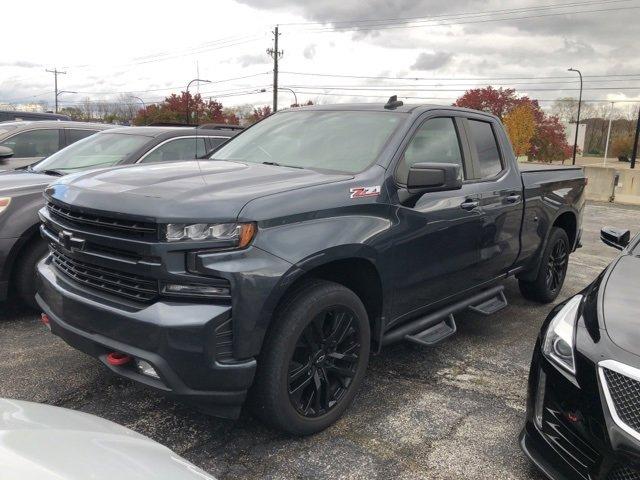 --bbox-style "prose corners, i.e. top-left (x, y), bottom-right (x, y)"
top-left (521, 343), bottom-right (640, 480)
top-left (37, 257), bottom-right (256, 418)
